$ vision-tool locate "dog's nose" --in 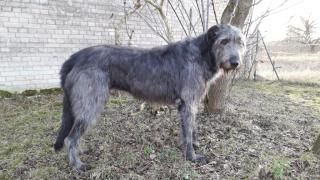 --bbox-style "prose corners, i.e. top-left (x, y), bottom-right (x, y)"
top-left (230, 61), bottom-right (239, 67)
top-left (230, 56), bottom-right (240, 68)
